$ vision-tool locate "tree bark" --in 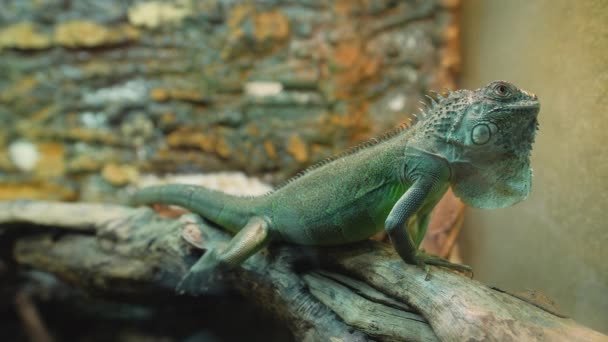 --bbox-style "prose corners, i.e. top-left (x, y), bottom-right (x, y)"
top-left (1, 200), bottom-right (605, 341)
